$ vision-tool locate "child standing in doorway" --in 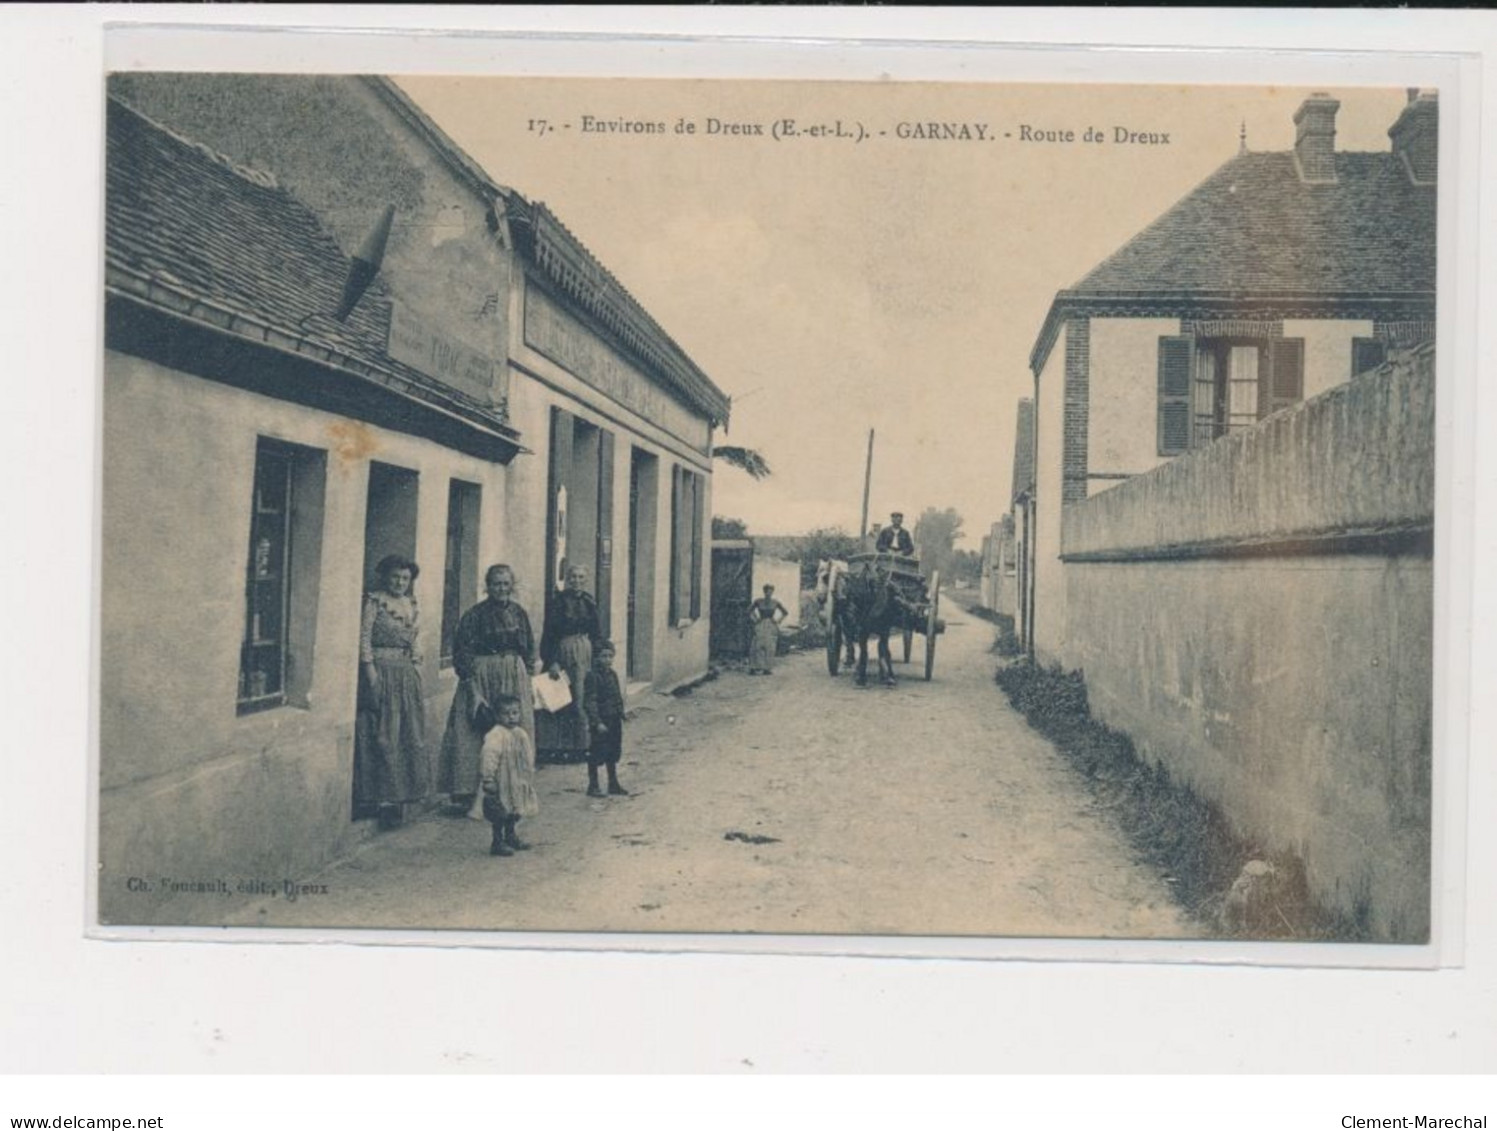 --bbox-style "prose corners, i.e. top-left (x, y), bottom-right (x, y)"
top-left (583, 640), bottom-right (628, 798)
top-left (480, 694), bottom-right (539, 856)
